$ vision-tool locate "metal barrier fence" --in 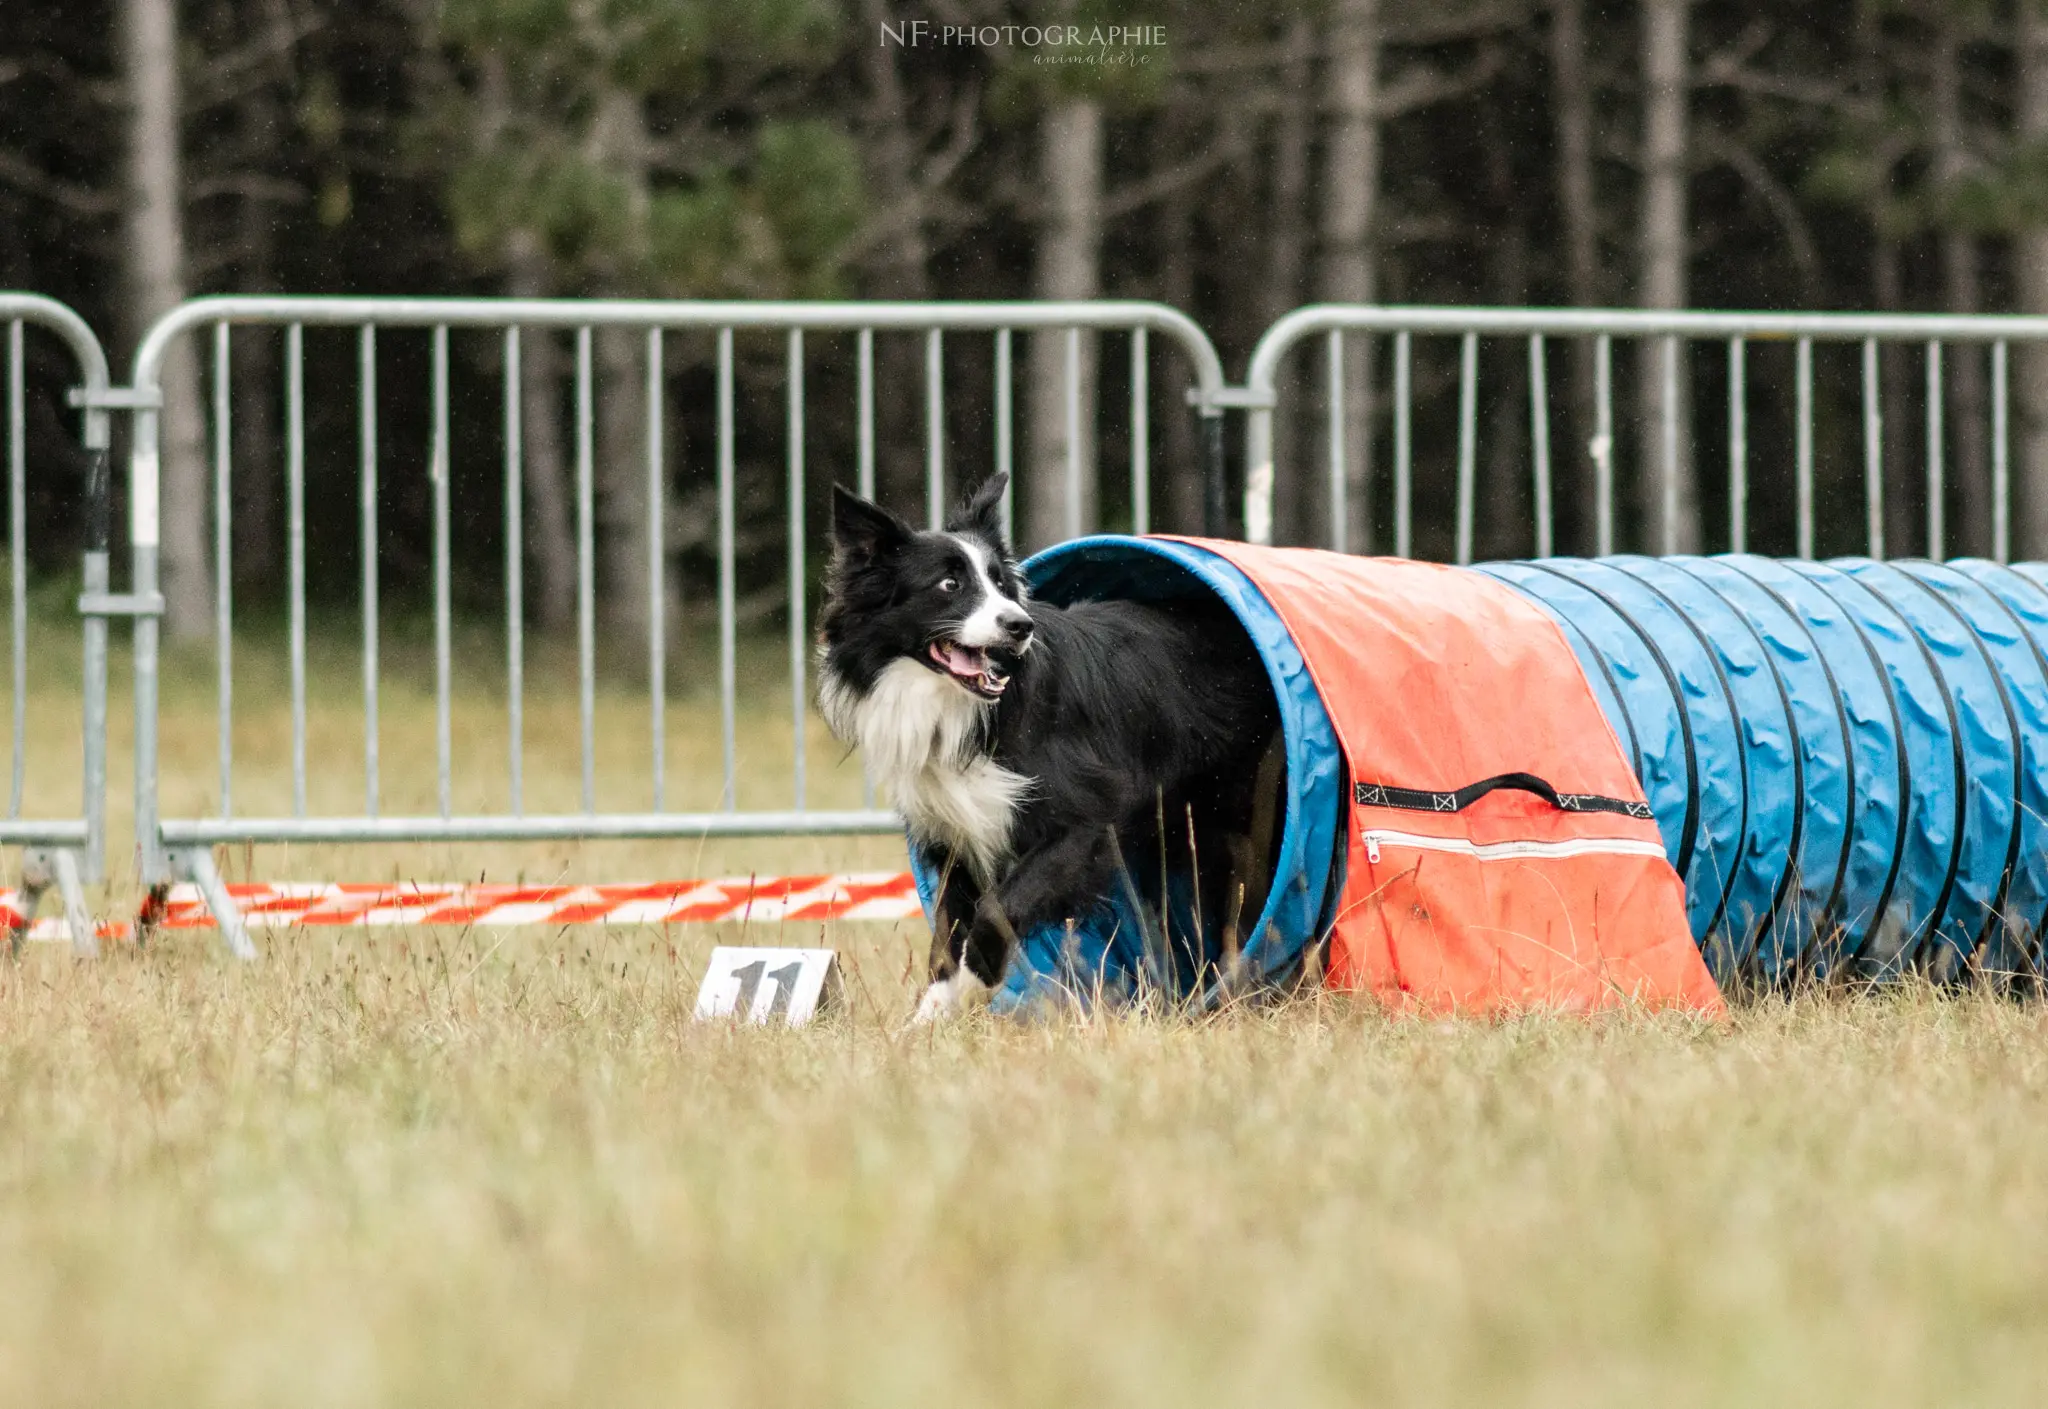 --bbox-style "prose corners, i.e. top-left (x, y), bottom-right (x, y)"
top-left (1243, 305), bottom-right (2048, 562)
top-left (123, 297), bottom-right (1228, 952)
top-left (0, 295), bottom-right (115, 955)
top-left (1, 290), bottom-right (2043, 955)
